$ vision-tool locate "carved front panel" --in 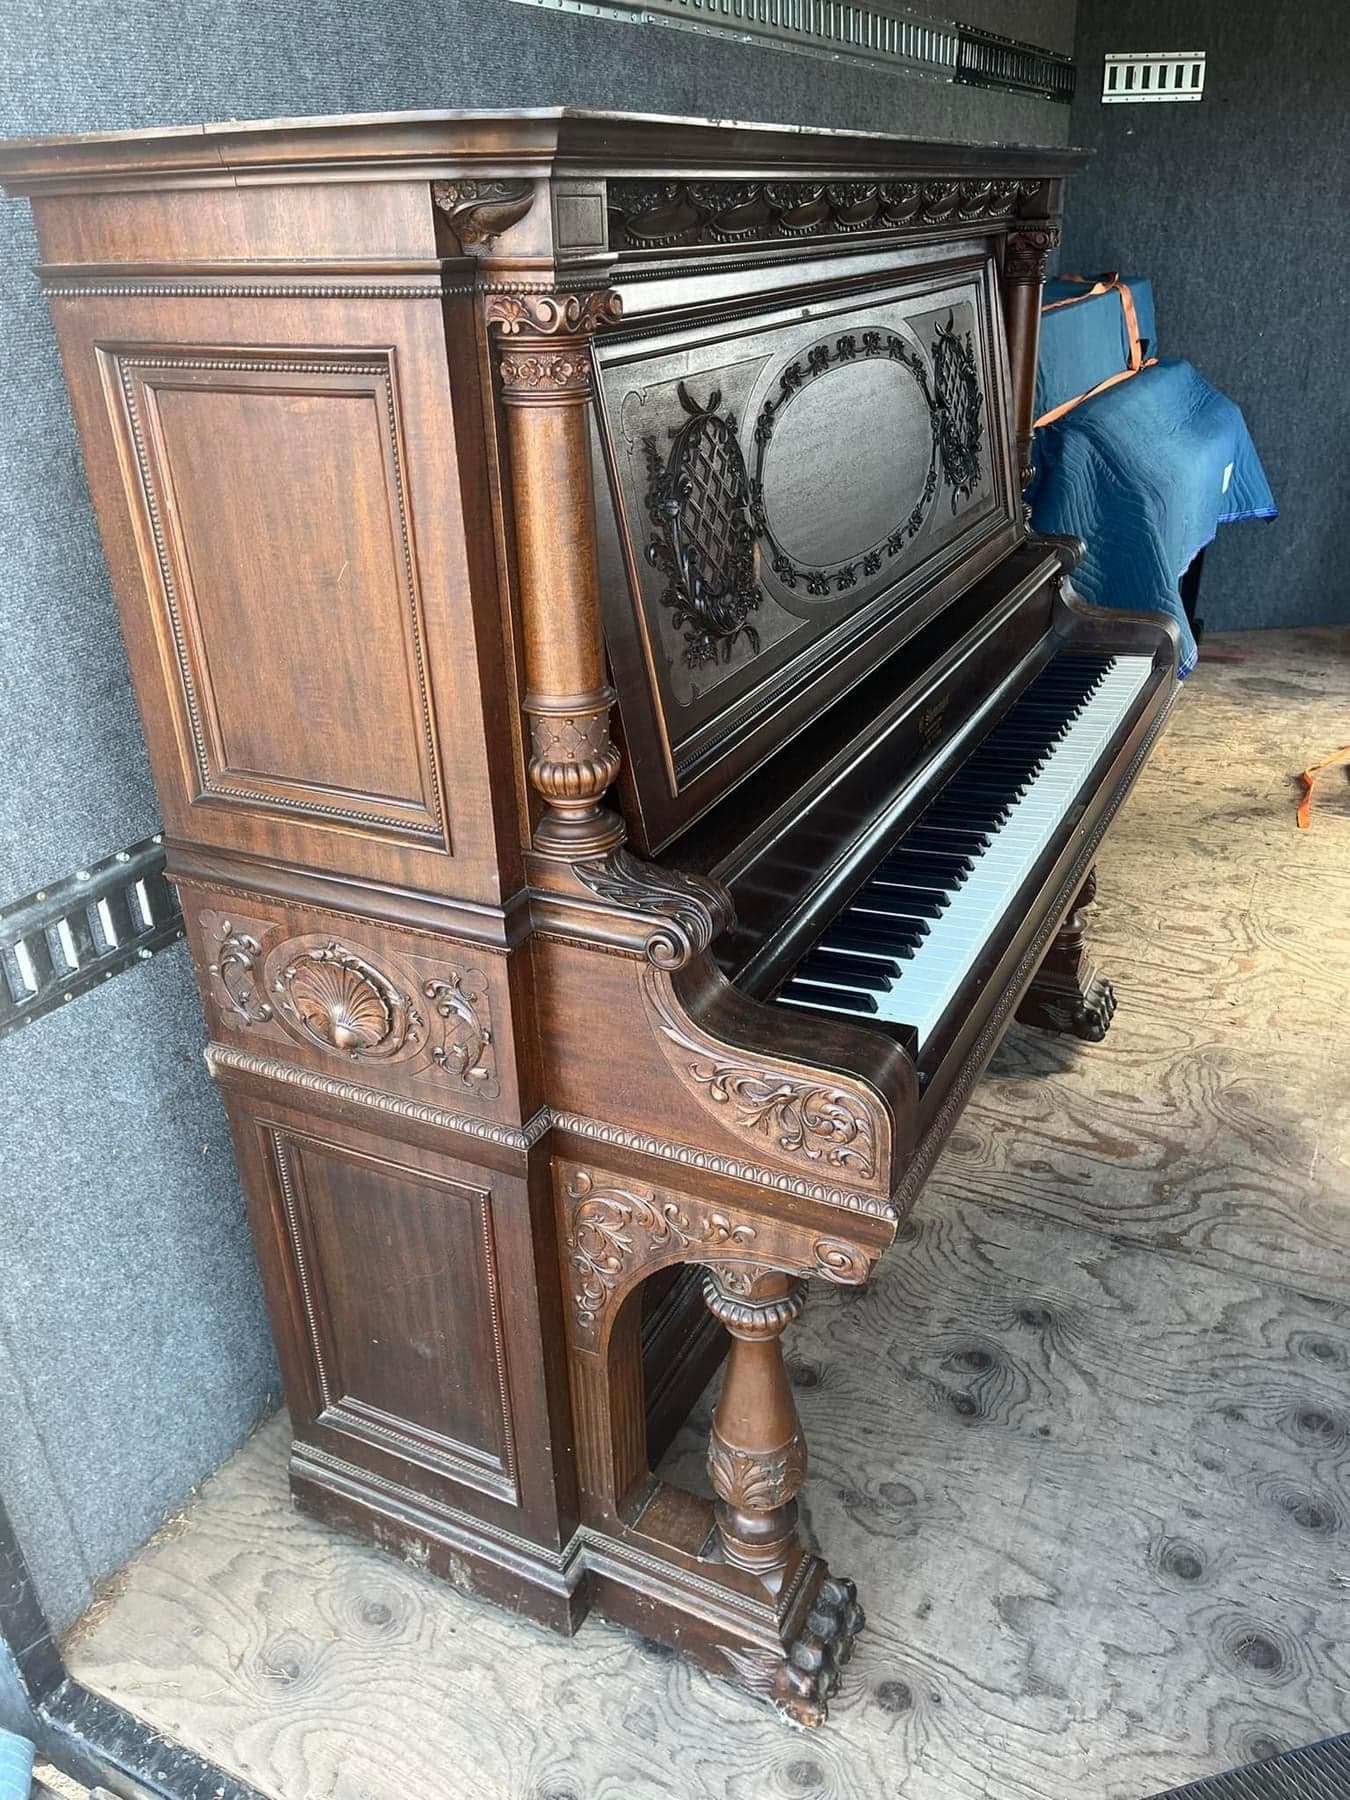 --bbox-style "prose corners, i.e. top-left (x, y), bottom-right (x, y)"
top-left (593, 256), bottom-right (1015, 847)
top-left (103, 346), bottom-right (449, 848)
top-left (266, 1126), bottom-right (518, 1504)
top-left (188, 894), bottom-right (508, 1111)
top-left (556, 1161), bottom-right (873, 1356)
